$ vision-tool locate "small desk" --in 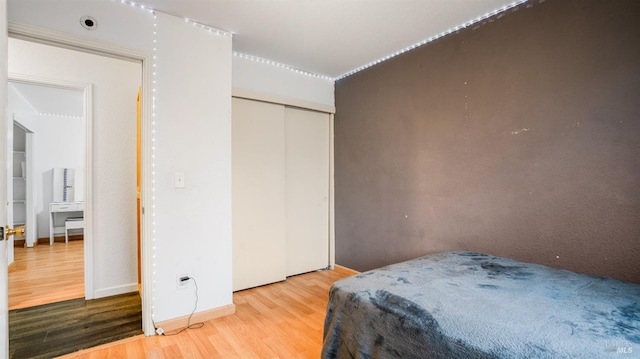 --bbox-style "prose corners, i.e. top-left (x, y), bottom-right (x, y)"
top-left (49, 202), bottom-right (84, 245)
